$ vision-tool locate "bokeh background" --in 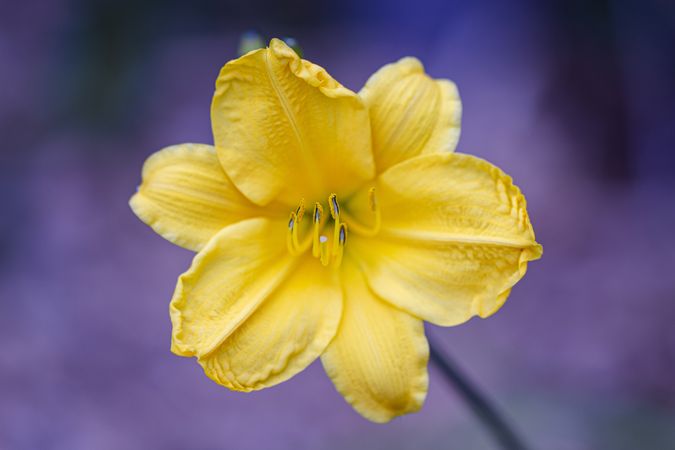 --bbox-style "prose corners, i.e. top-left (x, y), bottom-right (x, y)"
top-left (2, 0), bottom-right (675, 448)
